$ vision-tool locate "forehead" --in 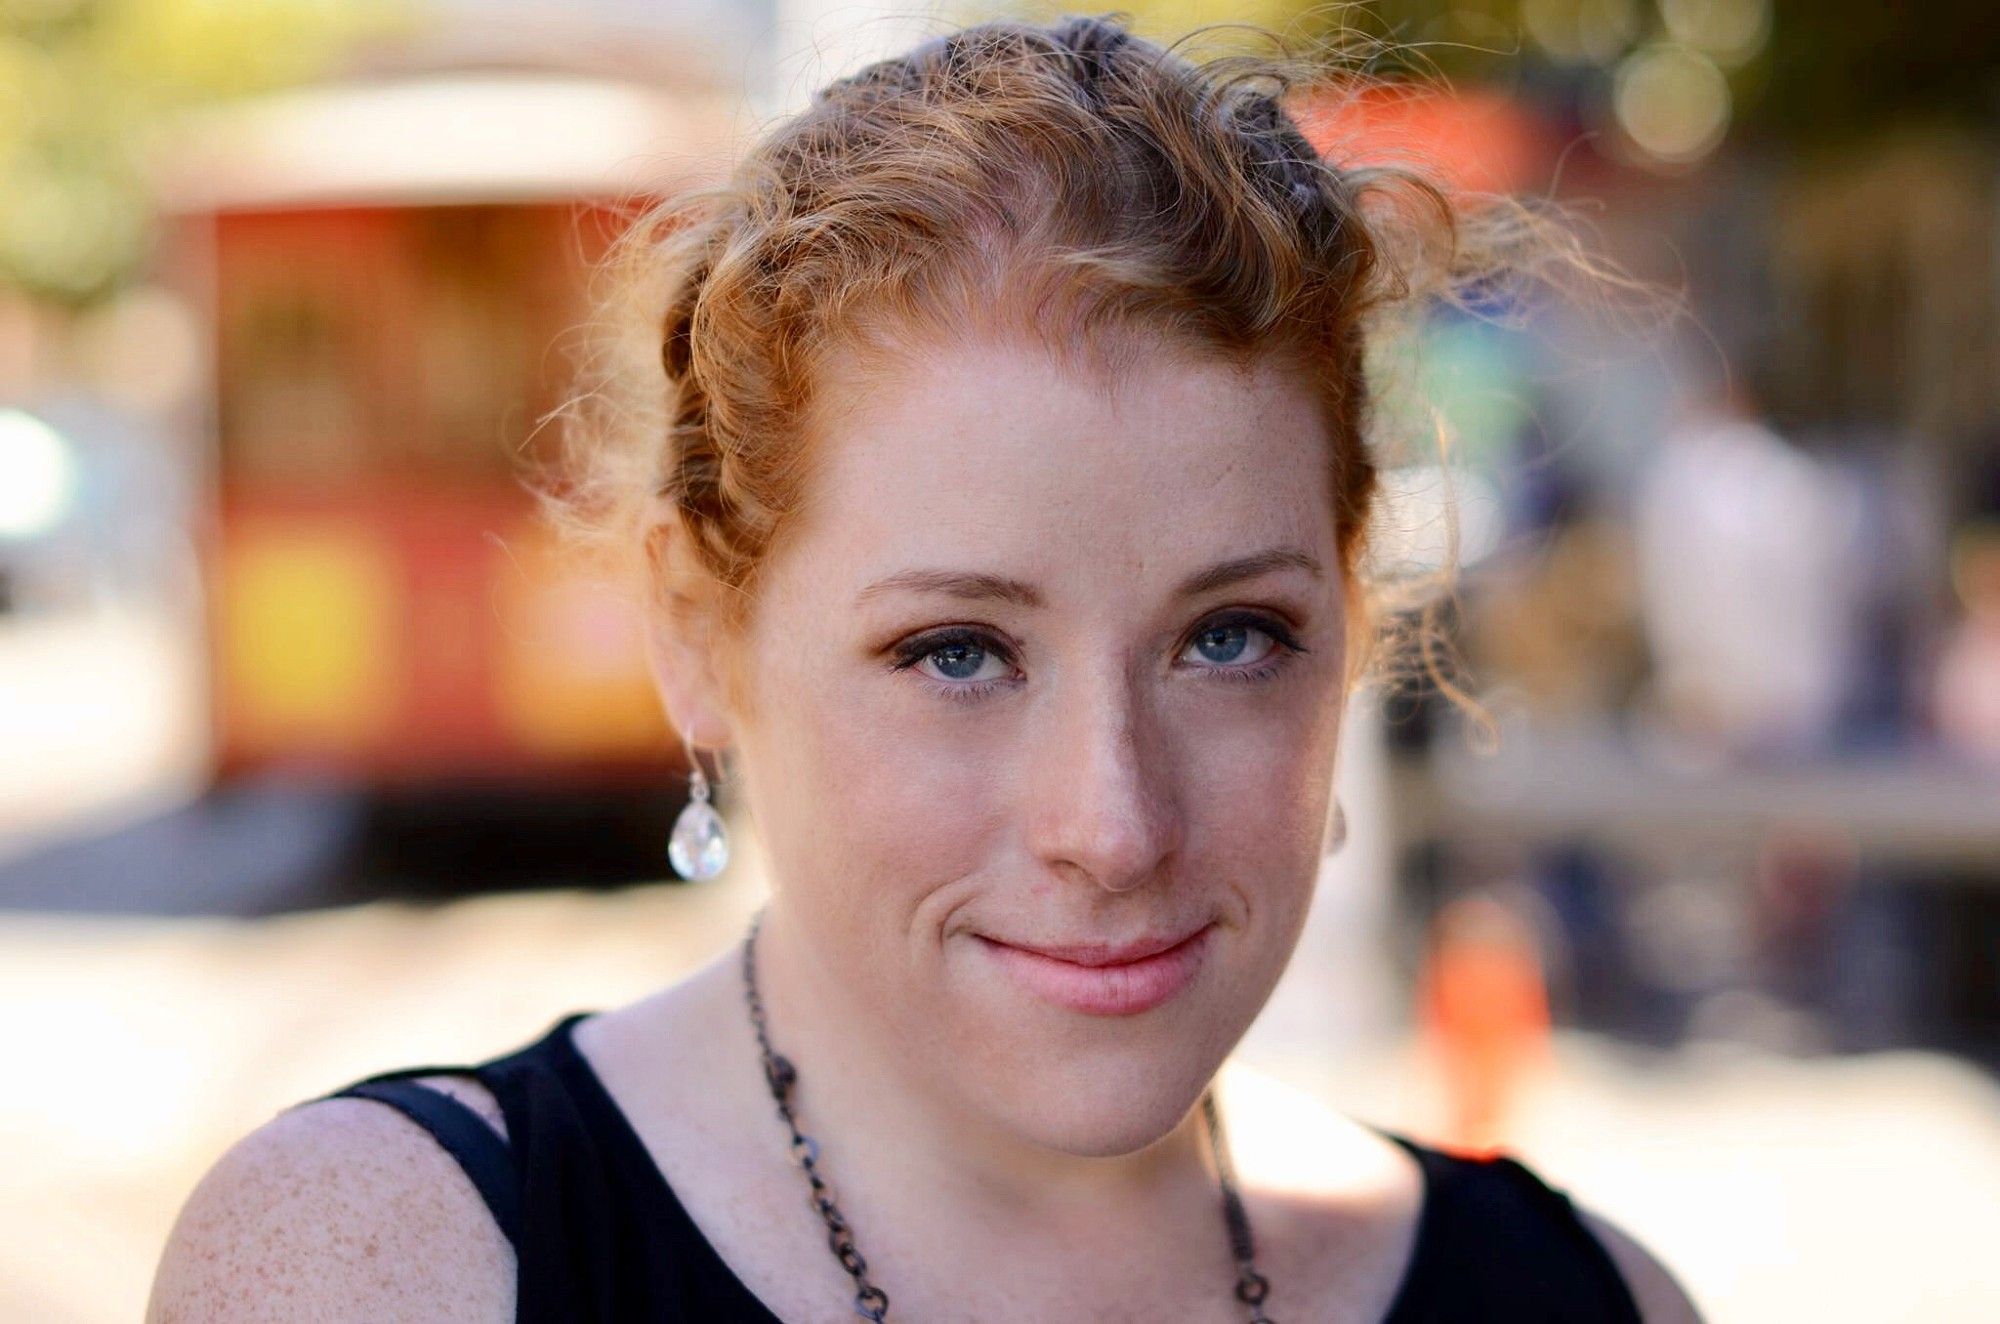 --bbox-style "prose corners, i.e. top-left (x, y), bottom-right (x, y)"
top-left (790, 333), bottom-right (1335, 584)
